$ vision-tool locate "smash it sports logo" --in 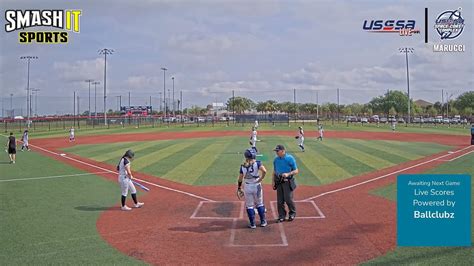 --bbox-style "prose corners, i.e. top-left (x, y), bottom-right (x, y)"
top-left (363, 19), bottom-right (420, 36)
top-left (4, 10), bottom-right (82, 44)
